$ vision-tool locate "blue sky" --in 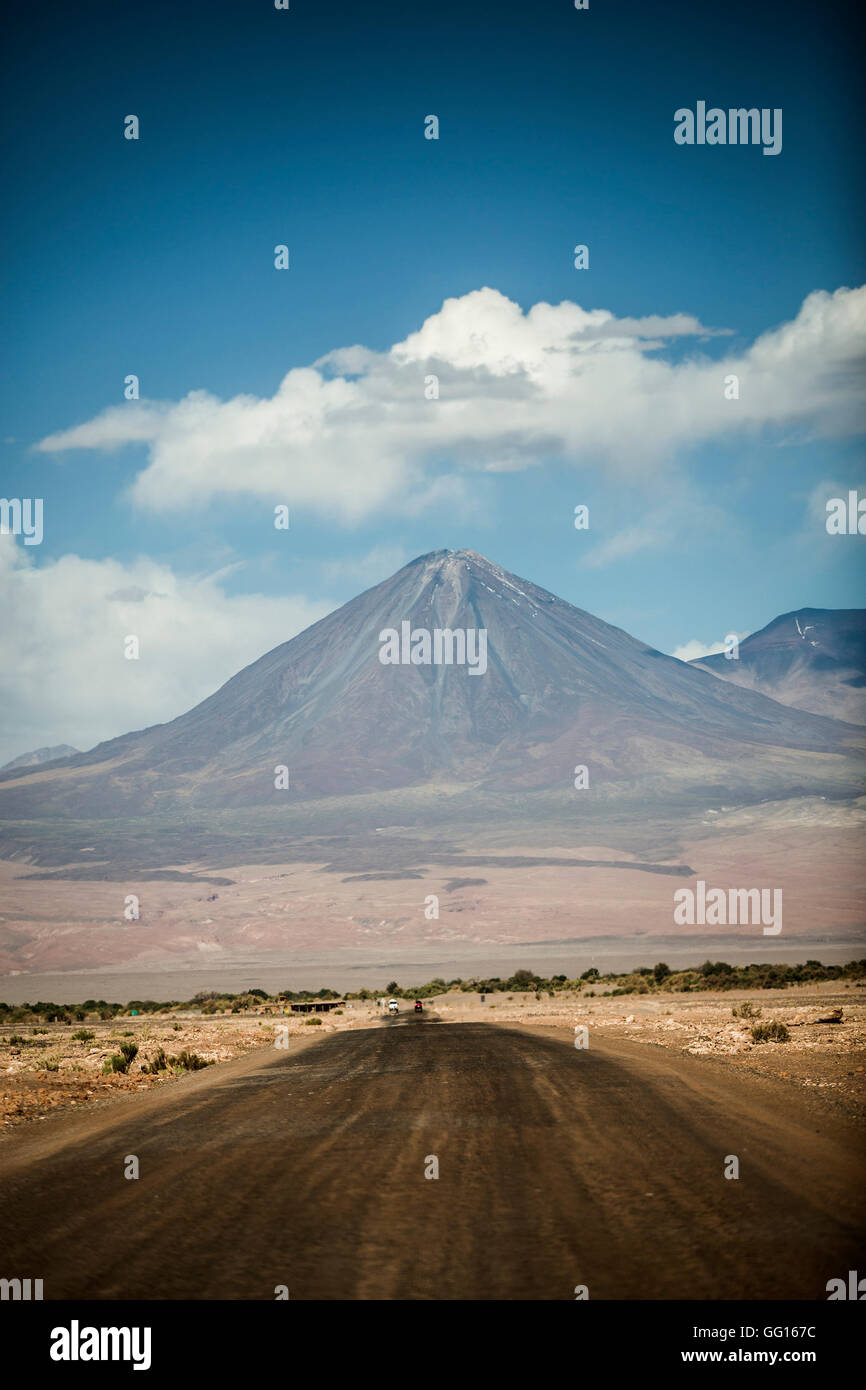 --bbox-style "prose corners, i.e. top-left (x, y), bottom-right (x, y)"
top-left (1, 0), bottom-right (863, 759)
